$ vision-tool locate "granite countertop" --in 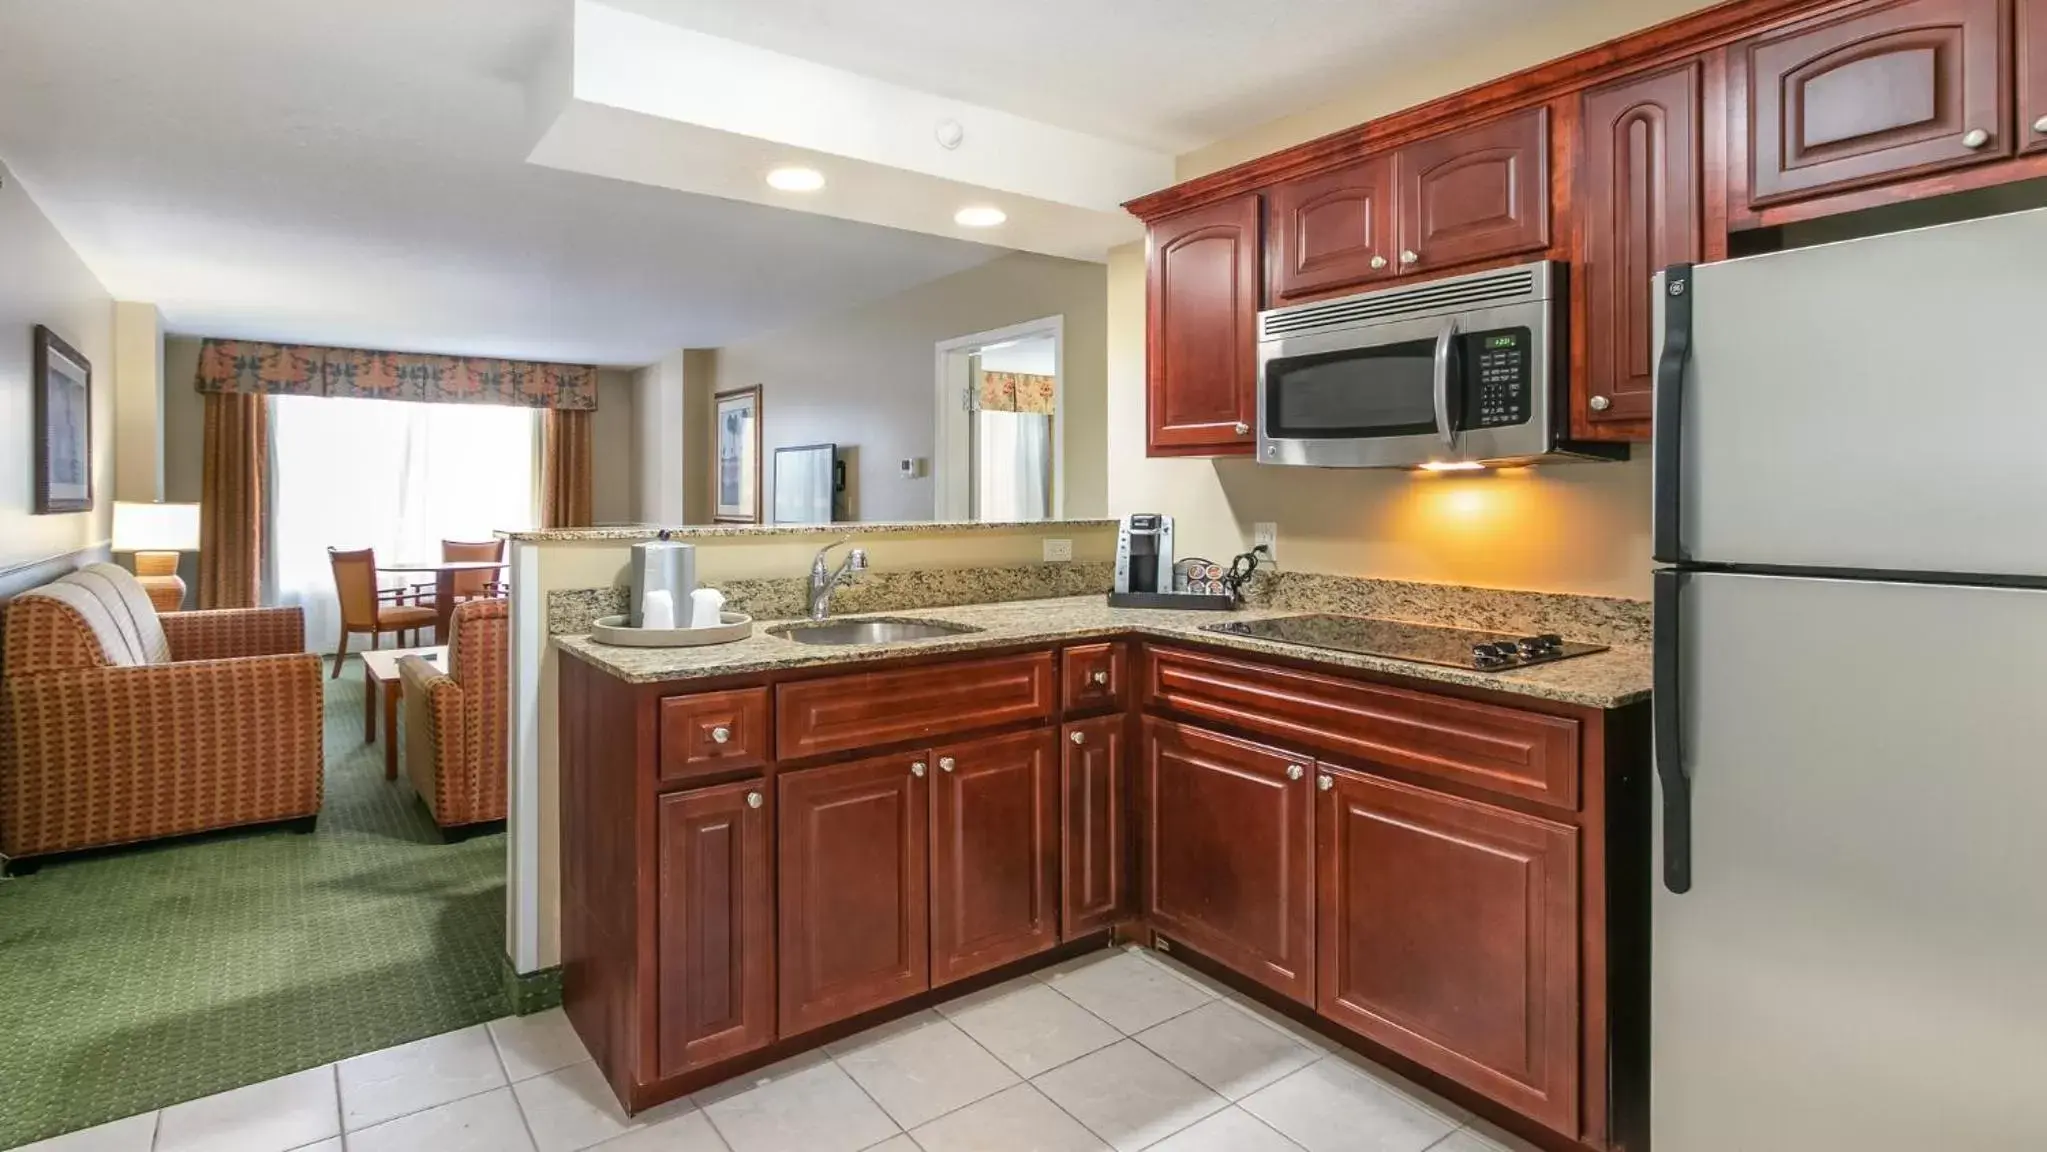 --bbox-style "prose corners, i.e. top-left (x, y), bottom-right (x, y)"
top-left (502, 518), bottom-right (1118, 543)
top-left (554, 595), bottom-right (1651, 709)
